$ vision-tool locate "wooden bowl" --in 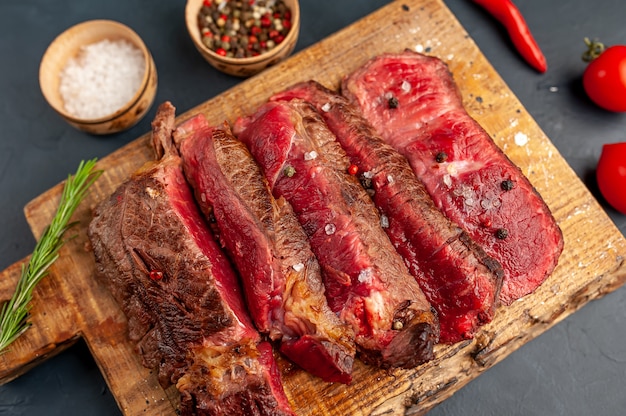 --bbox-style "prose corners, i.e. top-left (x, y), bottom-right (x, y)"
top-left (39, 20), bottom-right (158, 135)
top-left (185, 0), bottom-right (300, 77)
